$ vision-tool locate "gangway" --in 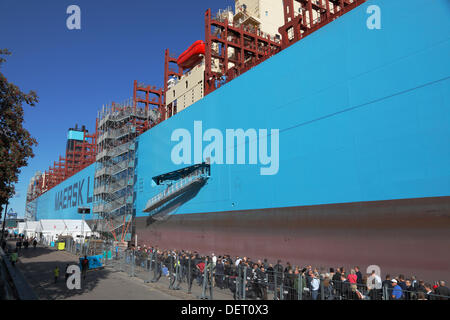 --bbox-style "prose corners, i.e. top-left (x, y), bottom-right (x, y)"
top-left (143, 163), bottom-right (210, 215)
